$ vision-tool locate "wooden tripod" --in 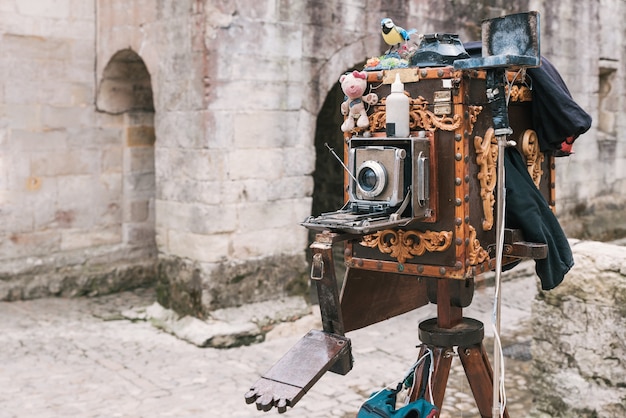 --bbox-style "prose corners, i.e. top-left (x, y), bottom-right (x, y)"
top-left (409, 279), bottom-right (509, 418)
